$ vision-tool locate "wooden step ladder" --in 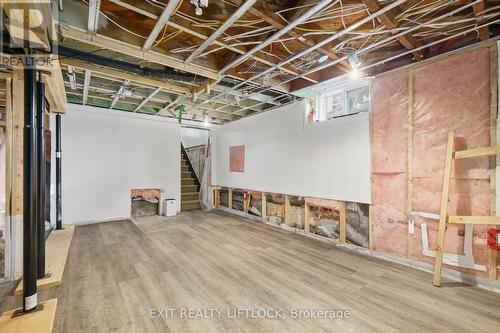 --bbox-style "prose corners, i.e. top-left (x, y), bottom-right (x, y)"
top-left (433, 132), bottom-right (500, 286)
